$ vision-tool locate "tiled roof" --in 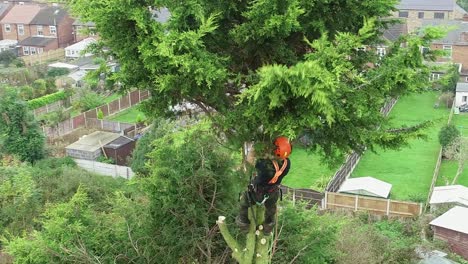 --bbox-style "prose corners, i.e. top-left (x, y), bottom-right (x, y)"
top-left (30, 6), bottom-right (67, 25)
top-left (72, 19), bottom-right (95, 27)
top-left (421, 20), bottom-right (468, 44)
top-left (382, 22), bottom-right (408, 42)
top-left (19, 36), bottom-right (55, 47)
top-left (0, 4), bottom-right (40, 24)
top-left (396, 0), bottom-right (456, 11)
